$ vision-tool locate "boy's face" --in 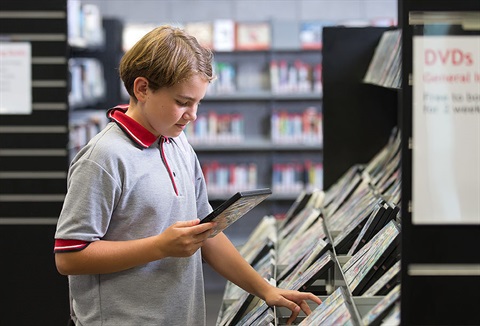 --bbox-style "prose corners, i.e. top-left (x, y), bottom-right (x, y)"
top-left (132, 74), bottom-right (209, 138)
